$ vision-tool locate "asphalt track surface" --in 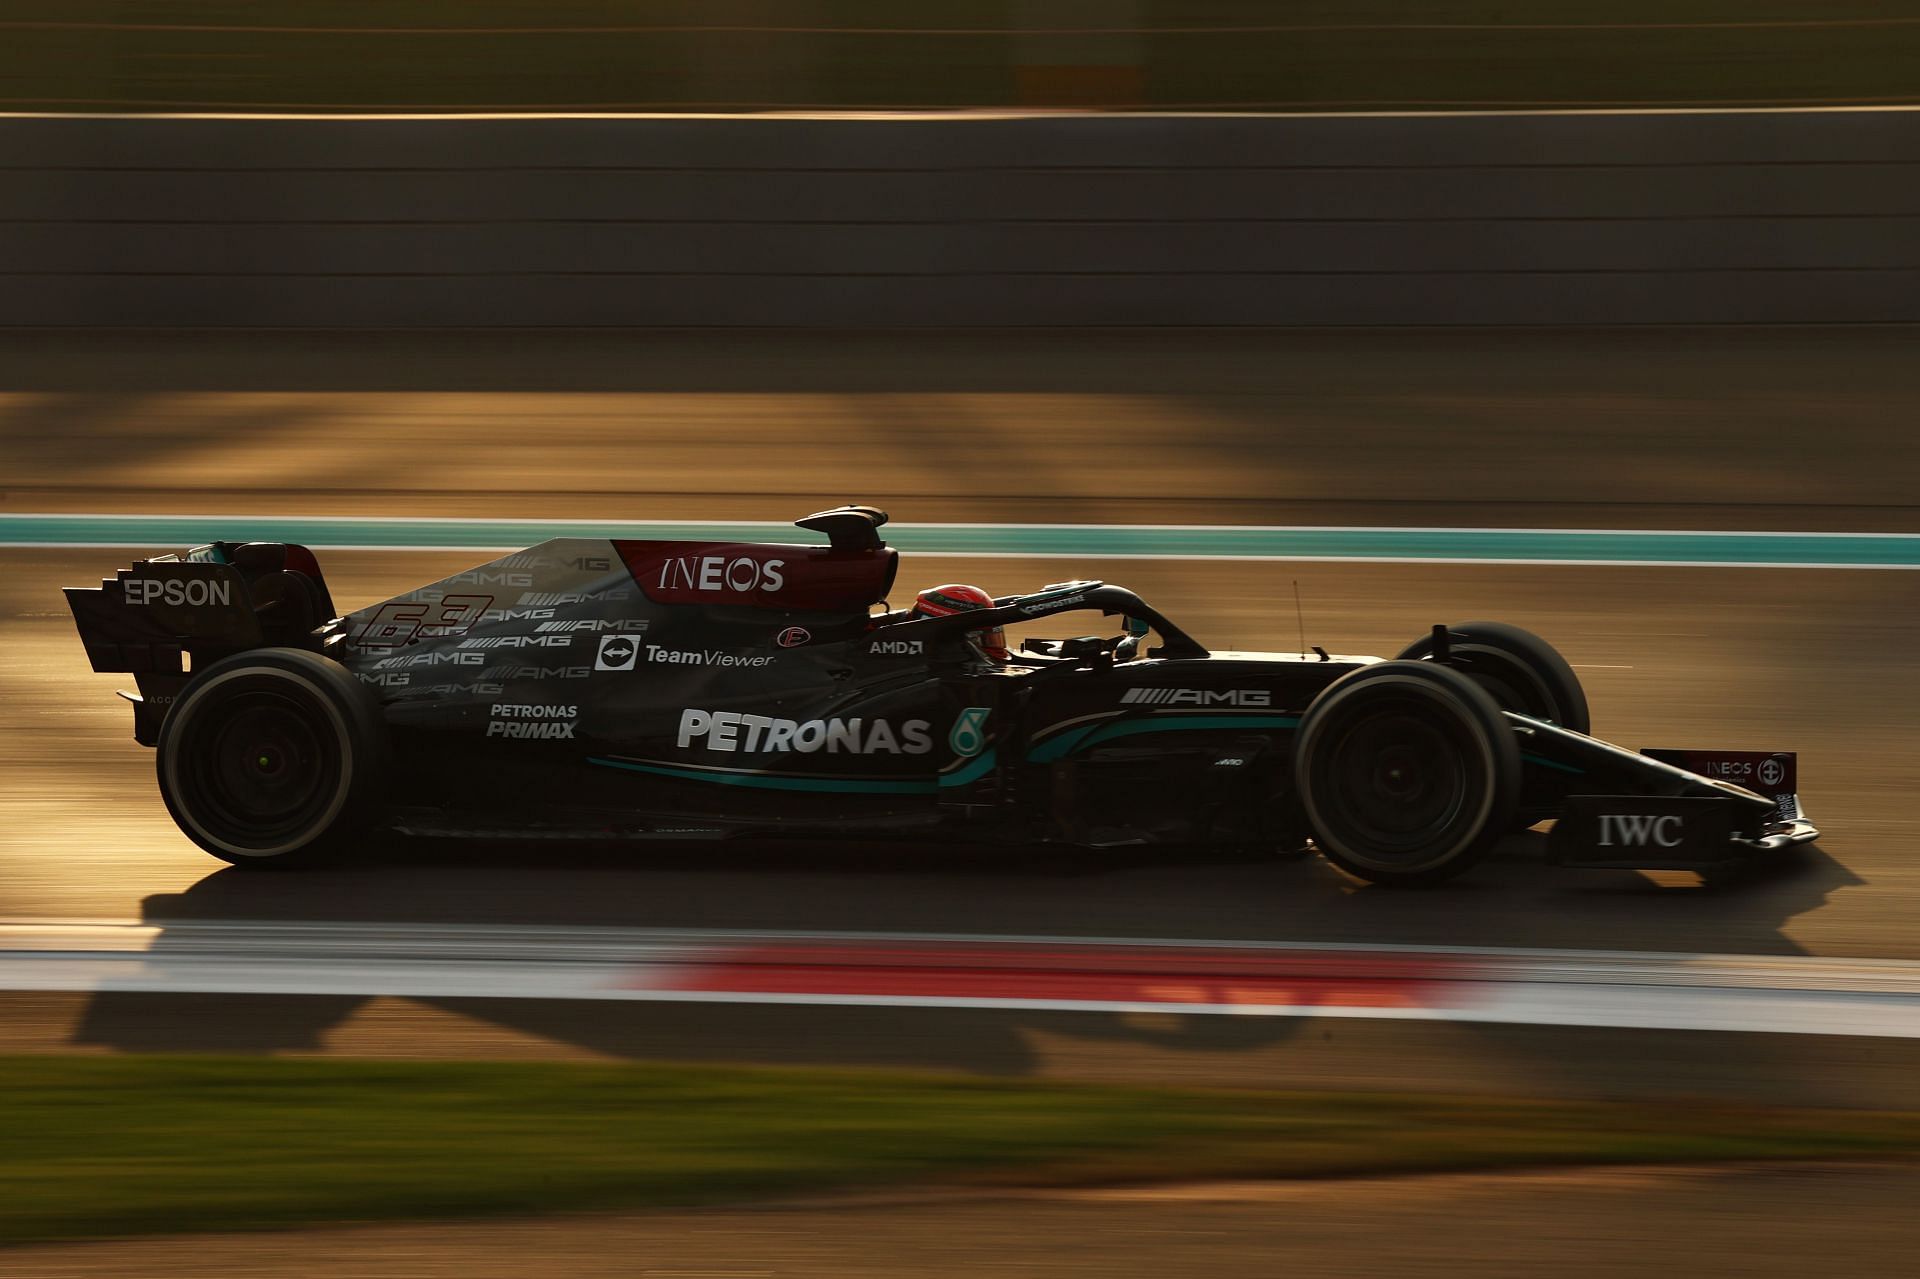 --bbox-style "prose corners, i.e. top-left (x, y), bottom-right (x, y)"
top-left (2, 328), bottom-right (1917, 1088)
top-left (4, 327), bottom-right (1918, 532)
